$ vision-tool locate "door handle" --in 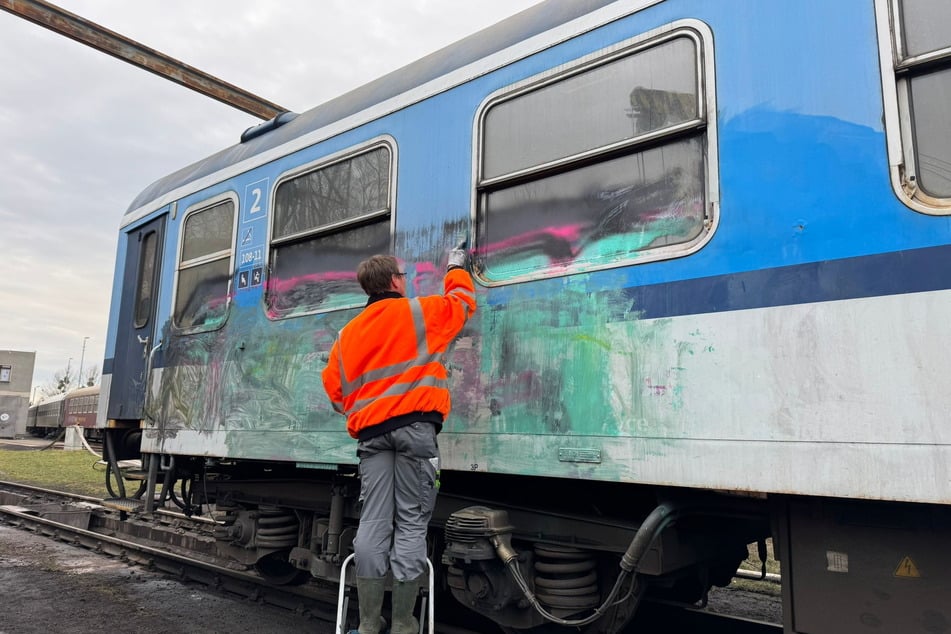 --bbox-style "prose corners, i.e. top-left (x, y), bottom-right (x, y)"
top-left (137, 335), bottom-right (149, 358)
